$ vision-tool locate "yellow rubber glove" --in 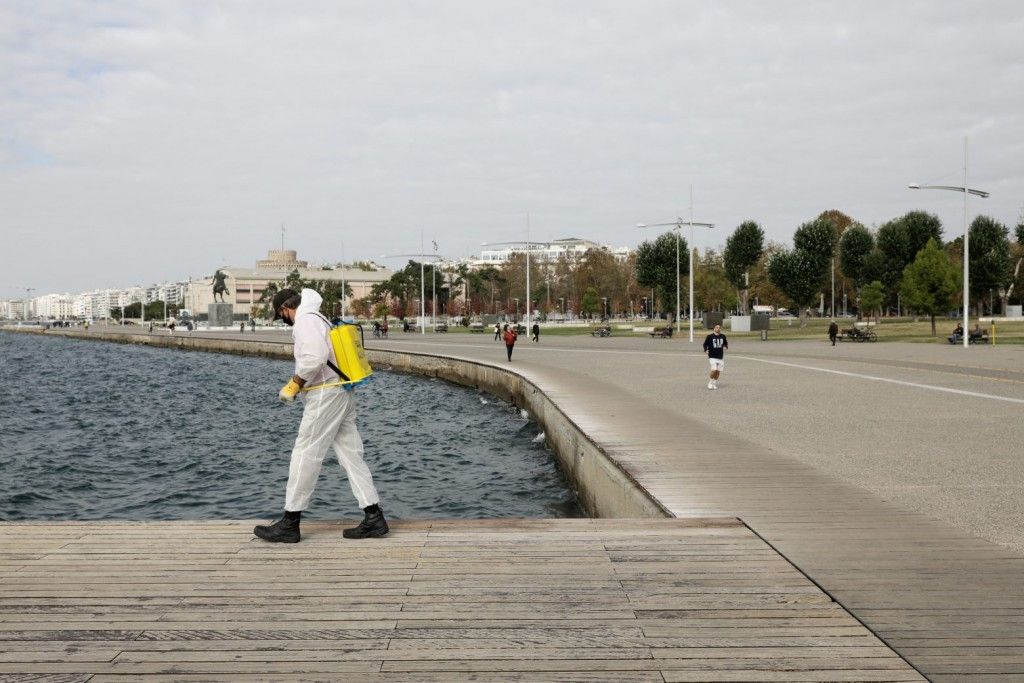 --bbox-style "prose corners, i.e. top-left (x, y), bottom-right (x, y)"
top-left (279, 379), bottom-right (301, 402)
